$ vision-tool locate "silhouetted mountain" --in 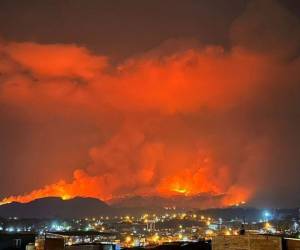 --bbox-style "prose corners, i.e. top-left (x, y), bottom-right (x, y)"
top-left (0, 196), bottom-right (297, 220)
top-left (0, 197), bottom-right (111, 218)
top-left (109, 194), bottom-right (225, 209)
top-left (109, 194), bottom-right (230, 216)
